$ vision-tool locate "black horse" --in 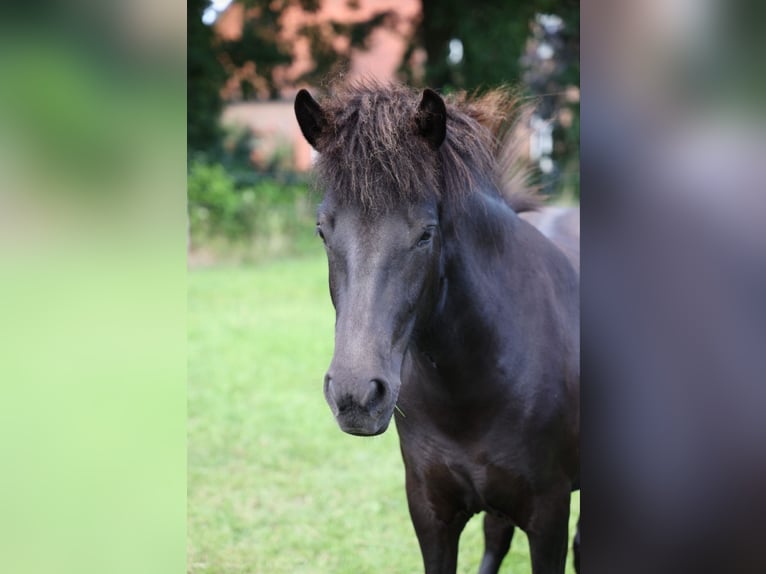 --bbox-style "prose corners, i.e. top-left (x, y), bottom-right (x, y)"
top-left (295, 81), bottom-right (579, 574)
